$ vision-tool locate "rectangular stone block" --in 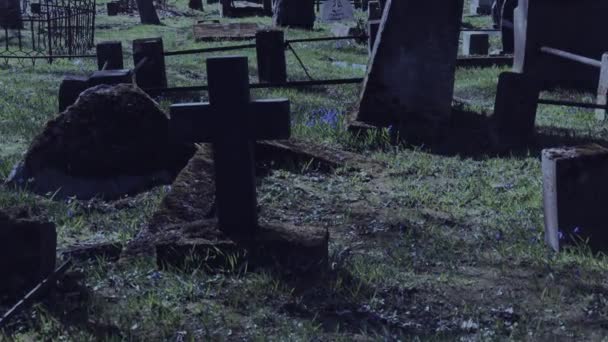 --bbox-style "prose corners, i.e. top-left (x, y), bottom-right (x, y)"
top-left (462, 32), bottom-right (490, 56)
top-left (542, 145), bottom-right (608, 252)
top-left (0, 211), bottom-right (56, 297)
